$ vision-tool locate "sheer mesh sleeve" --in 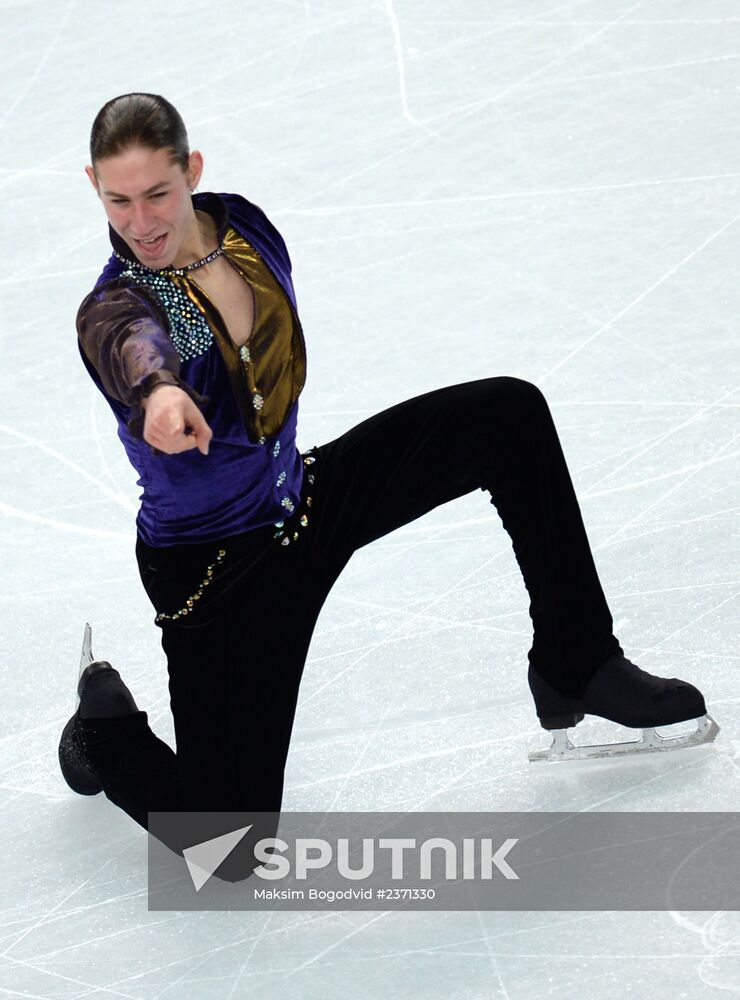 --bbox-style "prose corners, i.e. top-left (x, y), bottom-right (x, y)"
top-left (76, 280), bottom-right (207, 439)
